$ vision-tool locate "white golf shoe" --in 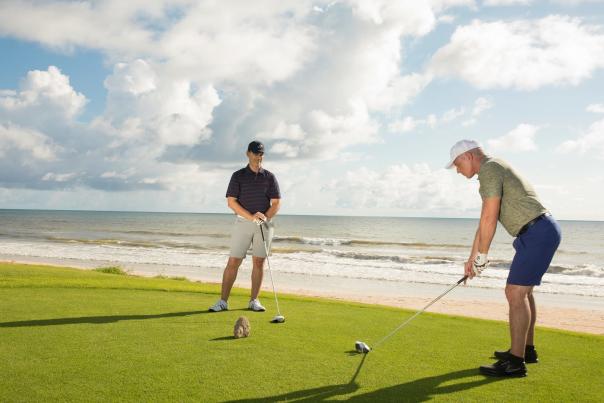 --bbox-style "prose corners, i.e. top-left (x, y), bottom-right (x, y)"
top-left (208, 299), bottom-right (228, 312)
top-left (248, 299), bottom-right (266, 312)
